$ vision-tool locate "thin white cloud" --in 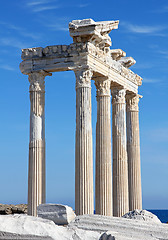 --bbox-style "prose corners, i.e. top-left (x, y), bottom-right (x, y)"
top-left (21, 32), bottom-right (41, 40)
top-left (148, 44), bottom-right (159, 49)
top-left (143, 78), bottom-right (161, 83)
top-left (148, 127), bottom-right (168, 142)
top-left (26, 0), bottom-right (88, 13)
top-left (26, 0), bottom-right (60, 12)
top-left (132, 63), bottom-right (154, 70)
top-left (32, 5), bottom-right (60, 12)
top-left (45, 23), bottom-right (68, 31)
top-left (0, 49), bottom-right (10, 54)
top-left (38, 15), bottom-right (70, 31)
top-left (121, 22), bottom-right (167, 35)
top-left (0, 21), bottom-right (23, 32)
top-left (0, 21), bottom-right (41, 40)
top-left (78, 3), bottom-right (90, 8)
top-left (153, 5), bottom-right (168, 13)
top-left (27, 0), bottom-right (53, 6)
top-left (158, 50), bottom-right (168, 59)
top-left (0, 64), bottom-right (15, 71)
top-left (0, 37), bottom-right (29, 49)
top-left (161, 5), bottom-right (168, 12)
